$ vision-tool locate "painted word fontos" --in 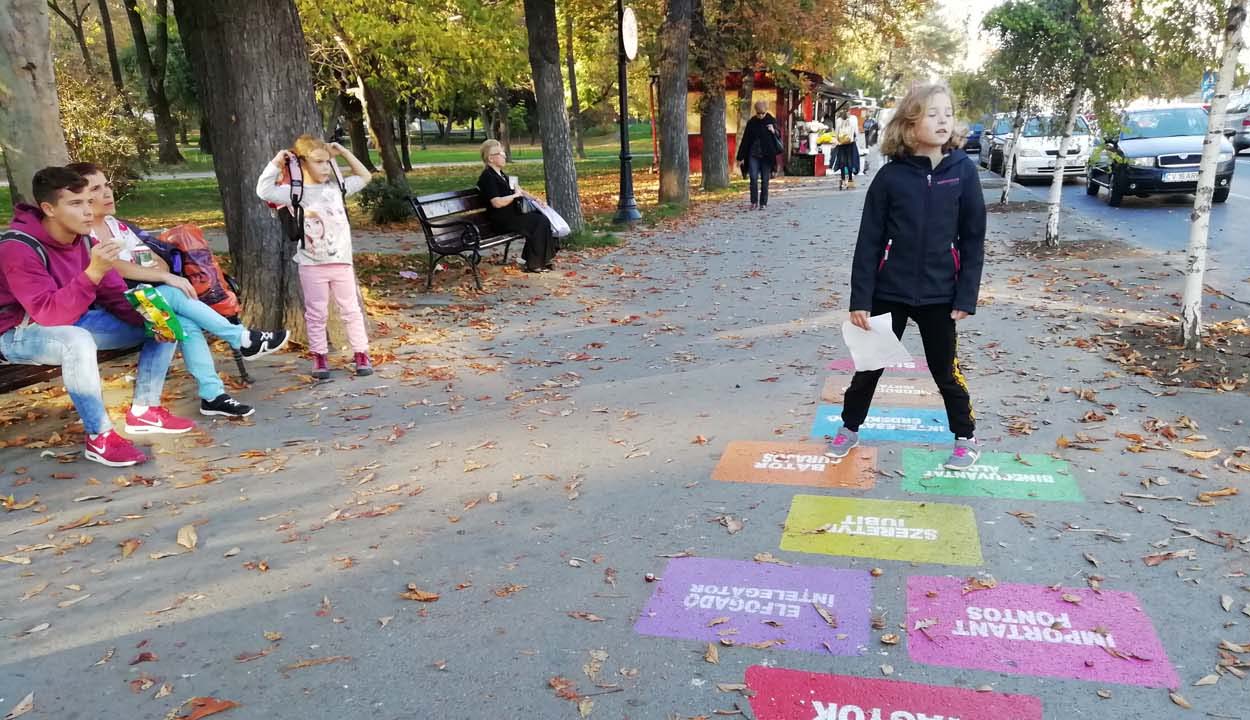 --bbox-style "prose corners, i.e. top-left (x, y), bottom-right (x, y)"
top-left (820, 515), bottom-right (939, 541)
top-left (811, 704), bottom-right (962, 720)
top-left (684, 584), bottom-right (836, 618)
top-left (756, 452), bottom-right (833, 472)
top-left (951, 606), bottom-right (1115, 648)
